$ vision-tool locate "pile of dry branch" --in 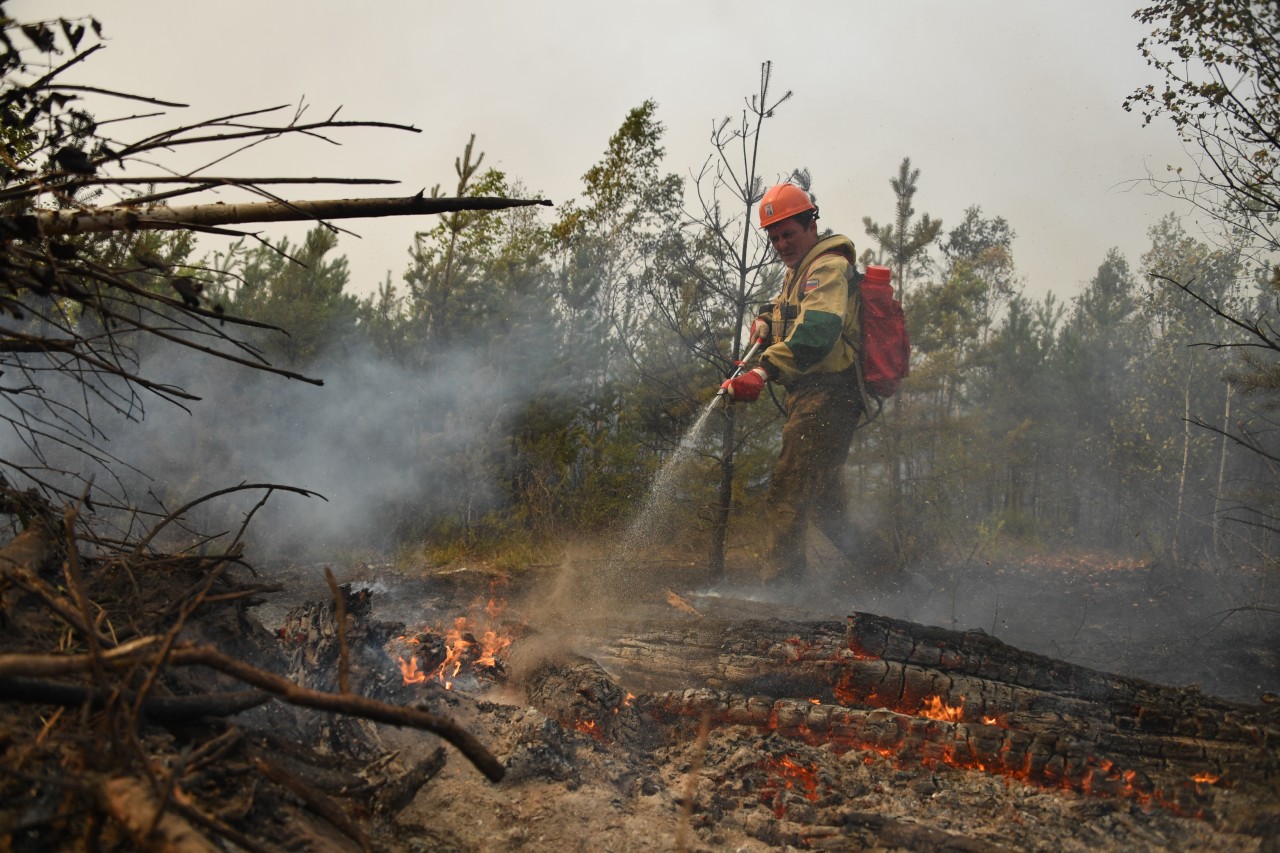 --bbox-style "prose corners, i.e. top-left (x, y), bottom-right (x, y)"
top-left (0, 491), bottom-right (504, 851)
